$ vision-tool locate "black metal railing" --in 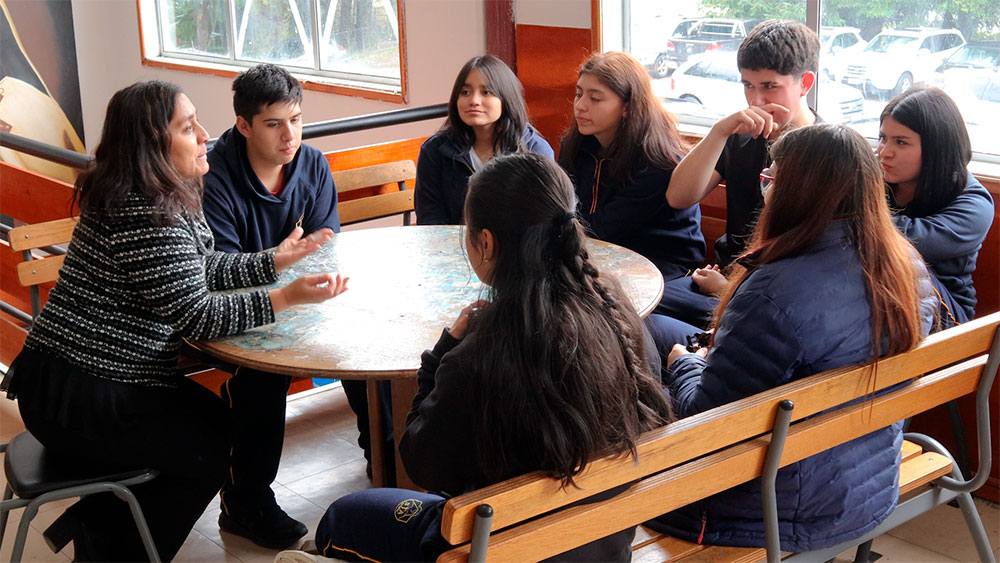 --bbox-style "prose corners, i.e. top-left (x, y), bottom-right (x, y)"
top-left (0, 102), bottom-right (448, 170)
